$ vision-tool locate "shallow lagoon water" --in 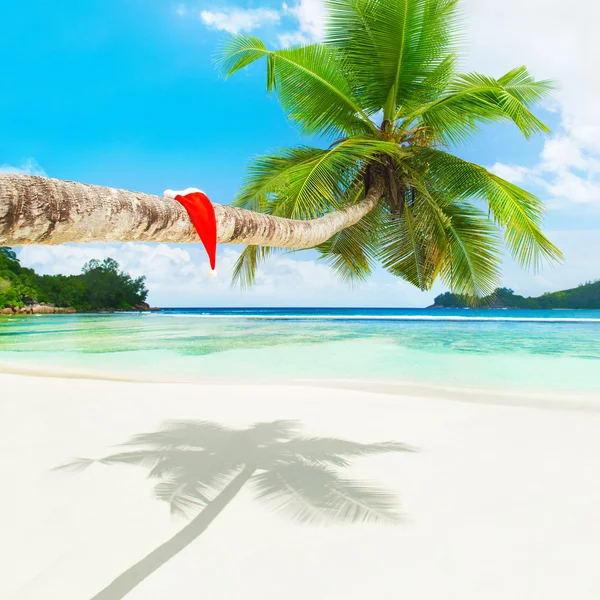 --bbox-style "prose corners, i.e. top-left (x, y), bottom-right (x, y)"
top-left (1, 308), bottom-right (599, 396)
